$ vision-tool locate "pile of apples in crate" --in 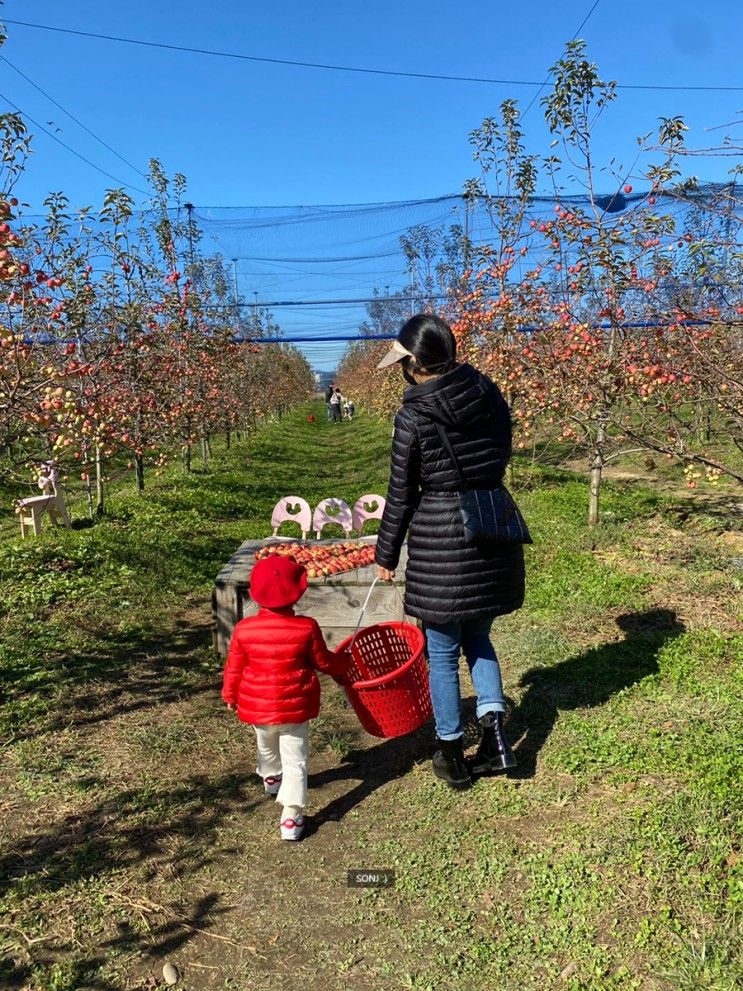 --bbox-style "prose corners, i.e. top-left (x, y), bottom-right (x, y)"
top-left (254, 541), bottom-right (376, 578)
